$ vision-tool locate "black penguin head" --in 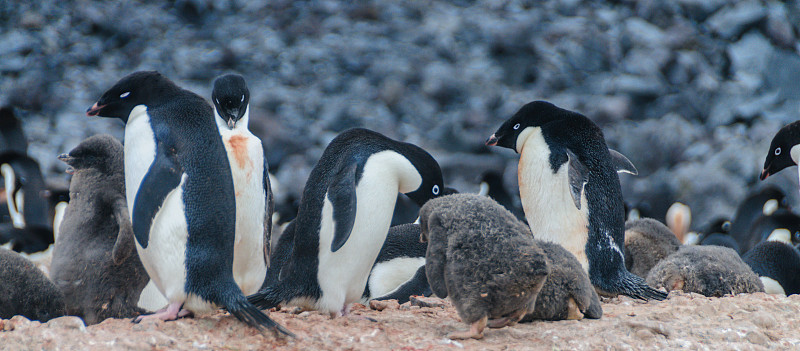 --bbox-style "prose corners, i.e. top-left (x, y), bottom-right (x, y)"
top-left (212, 74), bottom-right (250, 129)
top-left (401, 146), bottom-right (446, 207)
top-left (86, 71), bottom-right (177, 122)
top-left (485, 101), bottom-right (565, 152)
top-left (761, 121), bottom-right (800, 180)
top-left (58, 134), bottom-right (122, 175)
